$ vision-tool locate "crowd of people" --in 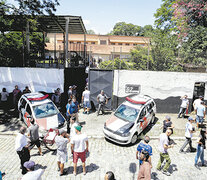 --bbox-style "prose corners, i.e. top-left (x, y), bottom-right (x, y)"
top-left (1, 84), bottom-right (207, 179)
